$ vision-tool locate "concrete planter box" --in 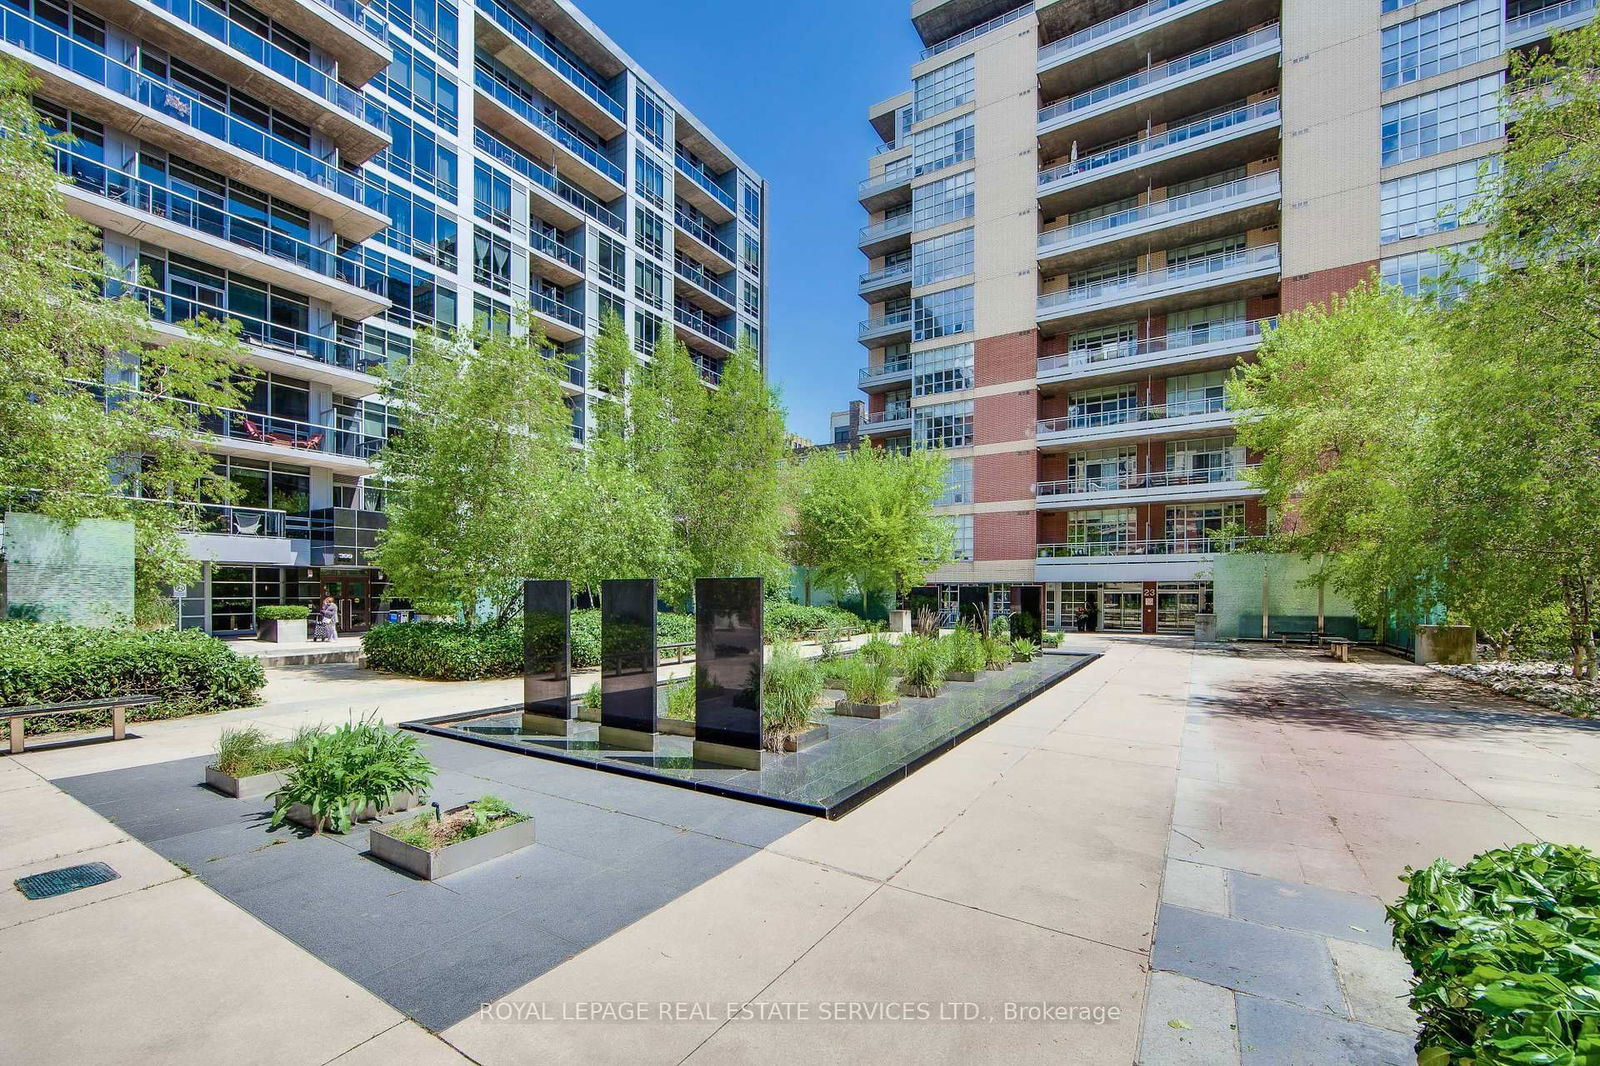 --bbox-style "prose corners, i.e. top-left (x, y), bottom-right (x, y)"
top-left (779, 723), bottom-right (829, 752)
top-left (898, 682), bottom-right (943, 699)
top-left (205, 765), bottom-right (288, 799)
top-left (1194, 612), bottom-right (1218, 642)
top-left (256, 618), bottom-right (308, 643)
top-left (576, 703), bottom-right (600, 723)
top-left (1013, 653), bottom-right (1034, 663)
top-left (369, 806), bottom-right (537, 880)
top-left (837, 698), bottom-right (900, 719)
top-left (286, 791), bottom-right (424, 834)
top-left (888, 610), bottom-right (911, 634)
top-left (657, 718), bottom-right (695, 737)
top-left (946, 670), bottom-right (981, 683)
